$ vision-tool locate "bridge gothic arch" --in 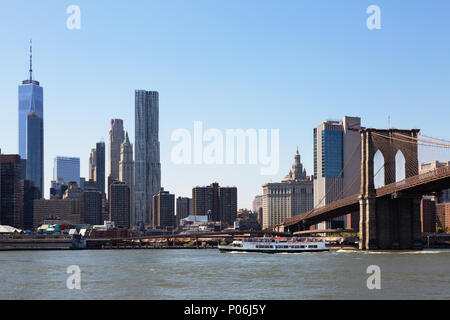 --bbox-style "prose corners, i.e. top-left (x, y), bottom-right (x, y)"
top-left (359, 128), bottom-right (422, 250)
